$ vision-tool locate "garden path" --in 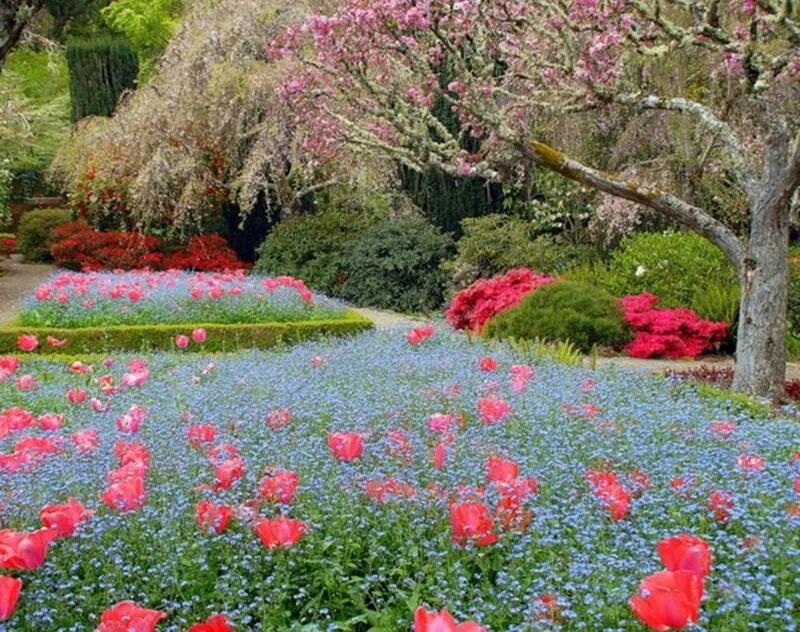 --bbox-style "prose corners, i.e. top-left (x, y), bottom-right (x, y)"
top-left (0, 255), bottom-right (53, 325)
